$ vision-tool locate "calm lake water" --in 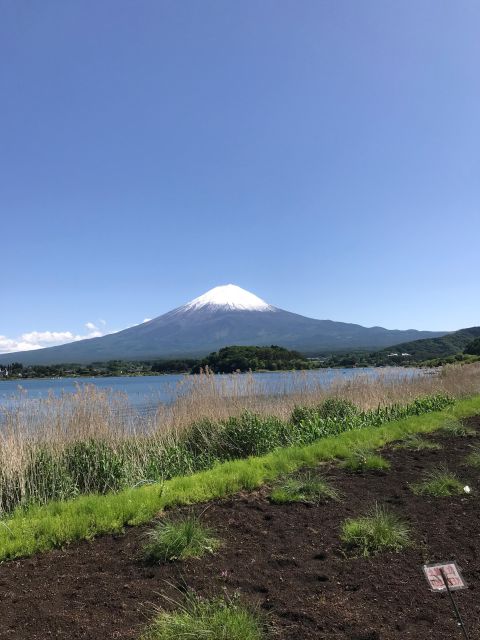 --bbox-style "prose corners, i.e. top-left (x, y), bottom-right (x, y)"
top-left (0, 368), bottom-right (425, 413)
